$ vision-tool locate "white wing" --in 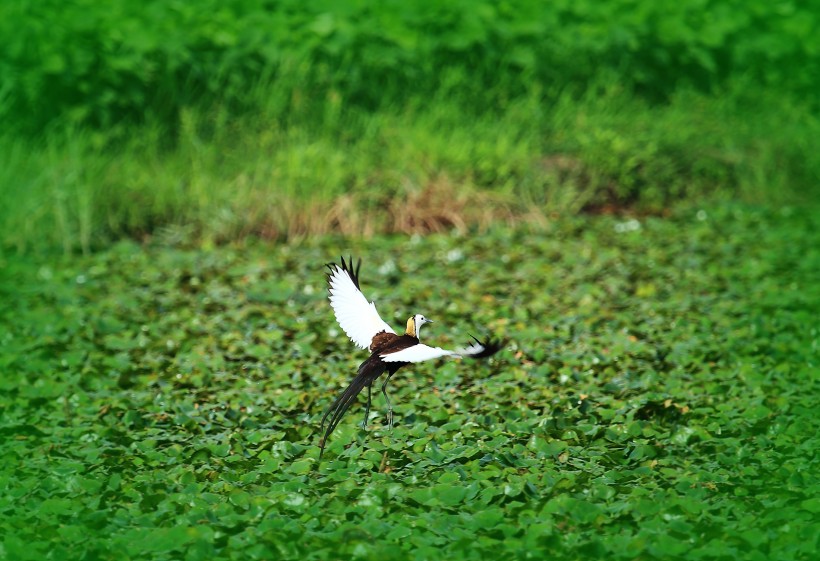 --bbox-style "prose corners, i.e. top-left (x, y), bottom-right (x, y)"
top-left (327, 257), bottom-right (395, 350)
top-left (381, 338), bottom-right (500, 363)
top-left (381, 344), bottom-right (458, 363)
